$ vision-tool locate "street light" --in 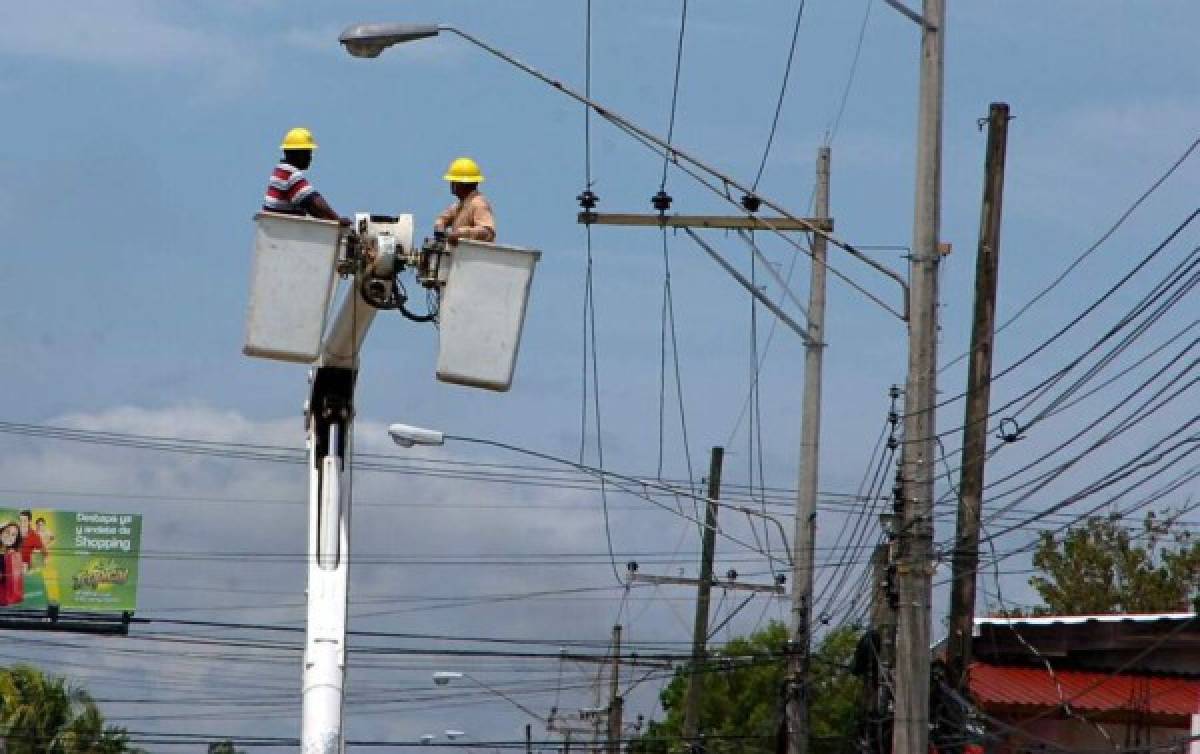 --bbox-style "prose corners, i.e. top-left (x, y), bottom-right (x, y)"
top-left (336, 22), bottom-right (905, 304)
top-left (431, 669), bottom-right (548, 724)
top-left (339, 23), bottom-right (438, 57)
top-left (389, 423), bottom-right (445, 448)
top-left (432, 670), bottom-right (464, 687)
top-left (388, 425), bottom-right (793, 566)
